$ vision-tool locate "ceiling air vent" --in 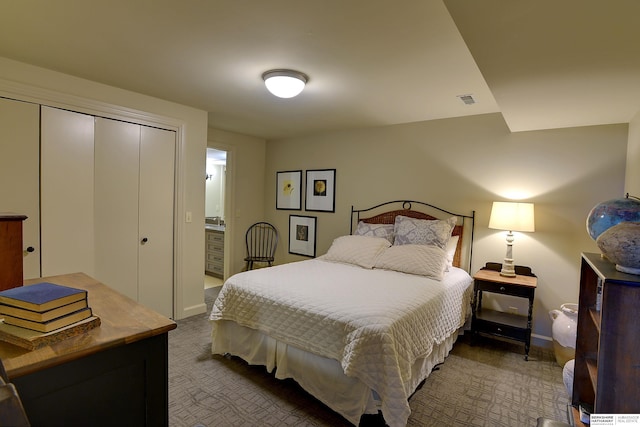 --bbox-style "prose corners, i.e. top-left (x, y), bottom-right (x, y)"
top-left (457, 94), bottom-right (476, 105)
